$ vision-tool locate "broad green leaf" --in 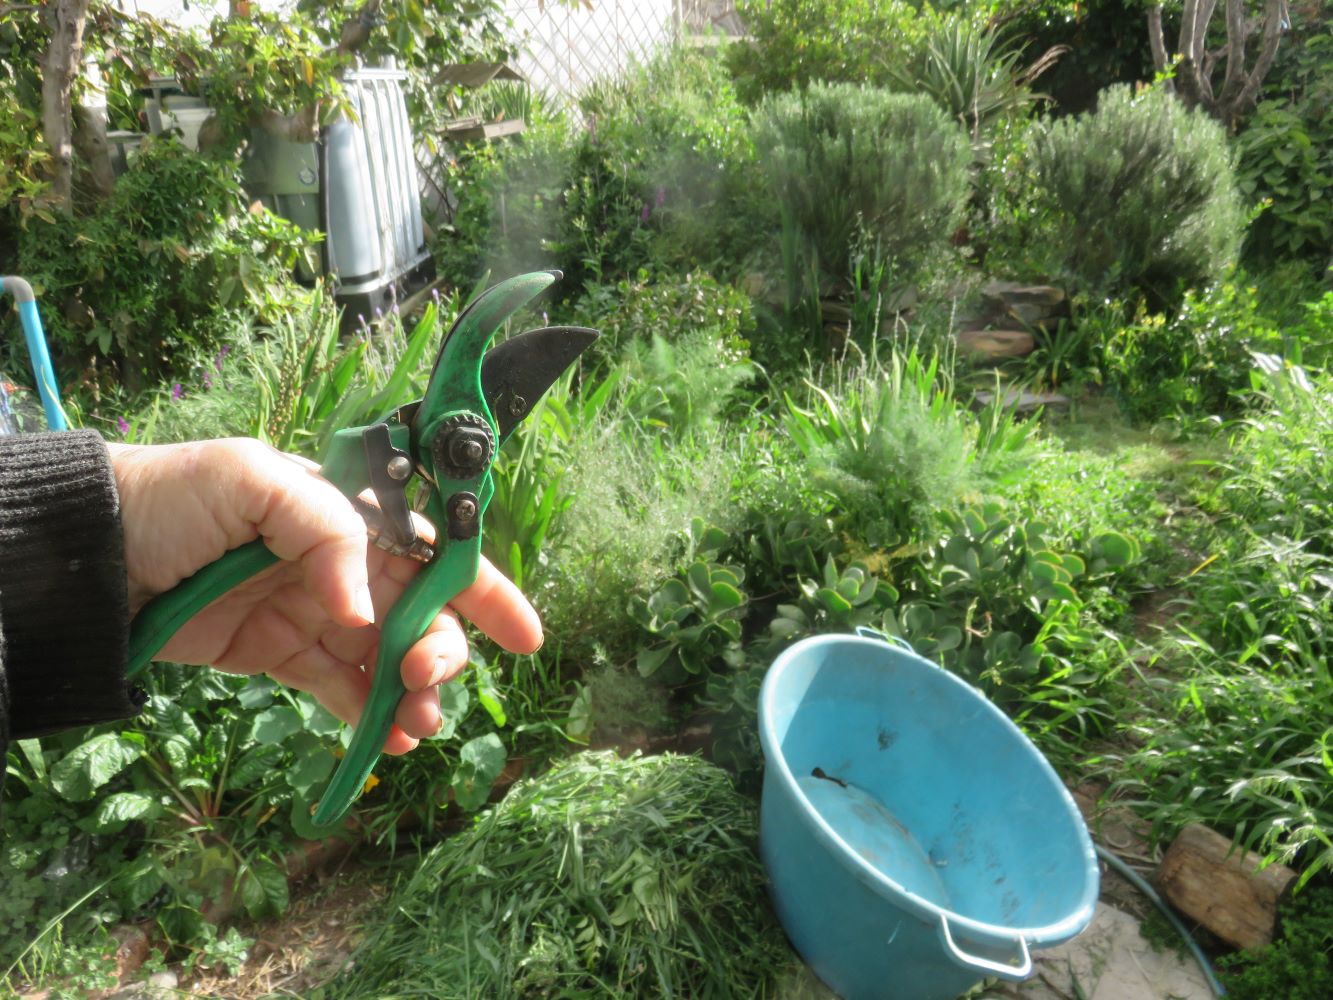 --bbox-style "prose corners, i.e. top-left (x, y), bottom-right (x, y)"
top-left (16, 738), bottom-right (45, 780)
top-left (227, 744), bottom-right (285, 791)
top-left (452, 734), bottom-right (506, 811)
top-left (708, 581), bottom-right (744, 613)
top-left (286, 748), bottom-right (335, 797)
top-left (251, 706), bottom-right (304, 745)
top-left (237, 677), bottom-right (278, 710)
top-left (477, 687), bottom-right (507, 728)
top-left (50, 733), bottom-right (142, 802)
top-left (86, 791), bottom-right (161, 833)
top-left (240, 858), bottom-right (289, 918)
top-left (433, 682), bottom-right (470, 741)
top-left (1092, 531), bottom-right (1138, 567)
top-left (815, 587), bottom-right (853, 615)
top-left (687, 562), bottom-right (713, 604)
top-left (636, 645), bottom-right (673, 678)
